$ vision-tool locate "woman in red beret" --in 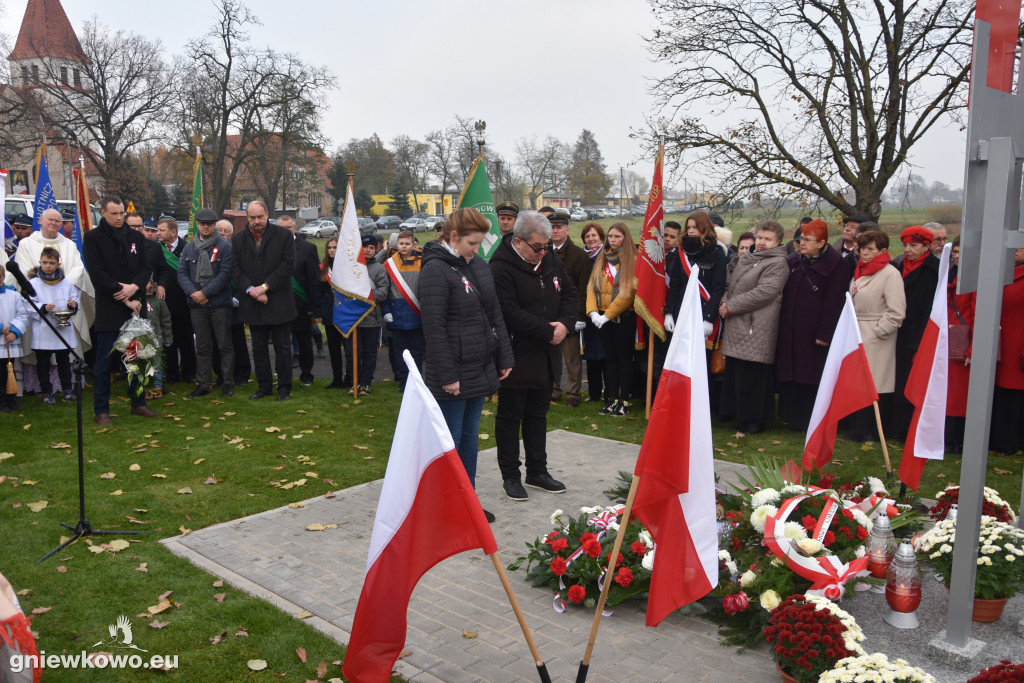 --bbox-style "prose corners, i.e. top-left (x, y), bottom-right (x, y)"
top-left (891, 226), bottom-right (940, 437)
top-left (776, 219), bottom-right (849, 431)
